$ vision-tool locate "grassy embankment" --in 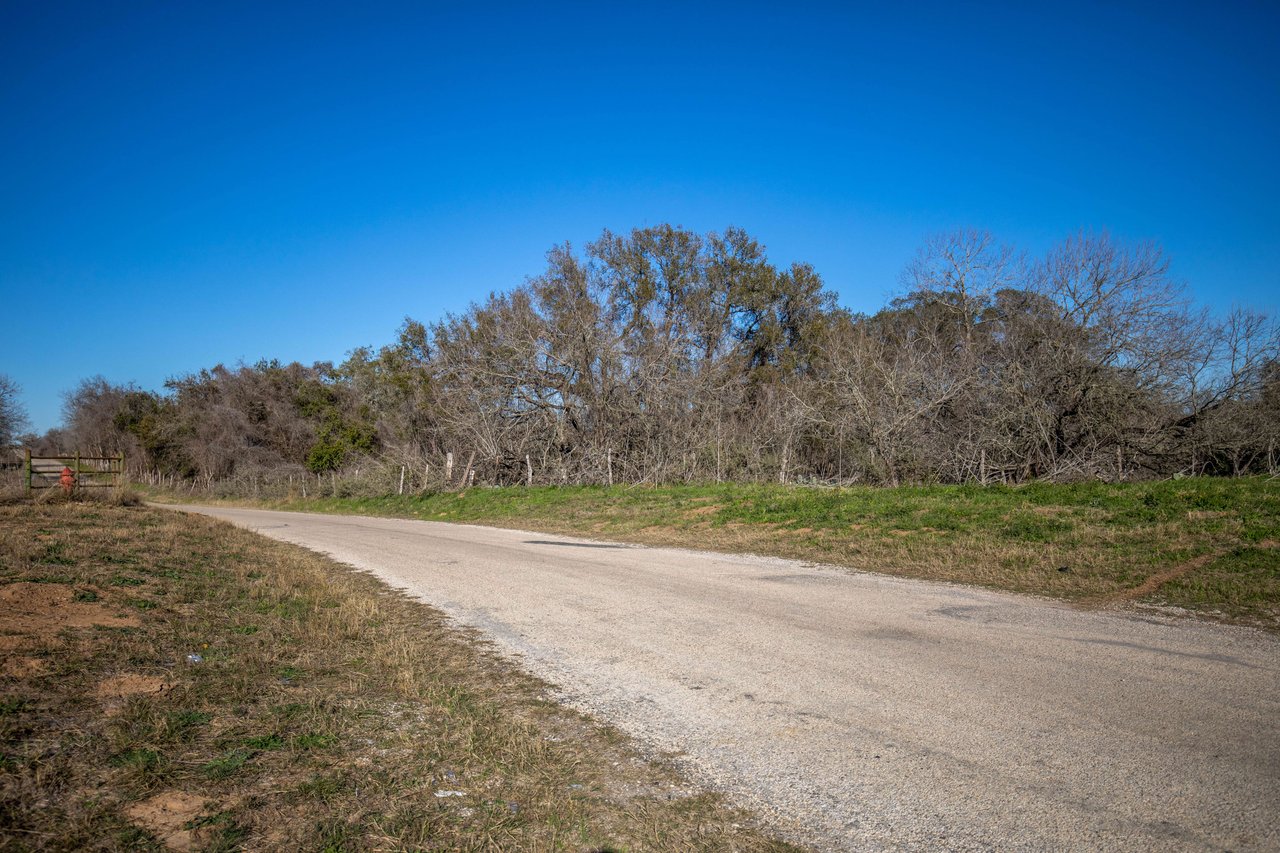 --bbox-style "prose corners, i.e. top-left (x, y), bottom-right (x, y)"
top-left (0, 494), bottom-right (795, 851)
top-left (214, 477), bottom-right (1280, 628)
